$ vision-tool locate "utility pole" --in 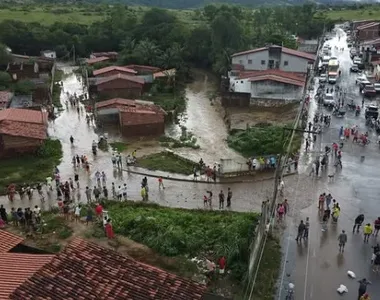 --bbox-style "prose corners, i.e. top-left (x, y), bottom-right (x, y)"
top-left (72, 45), bottom-right (76, 65)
